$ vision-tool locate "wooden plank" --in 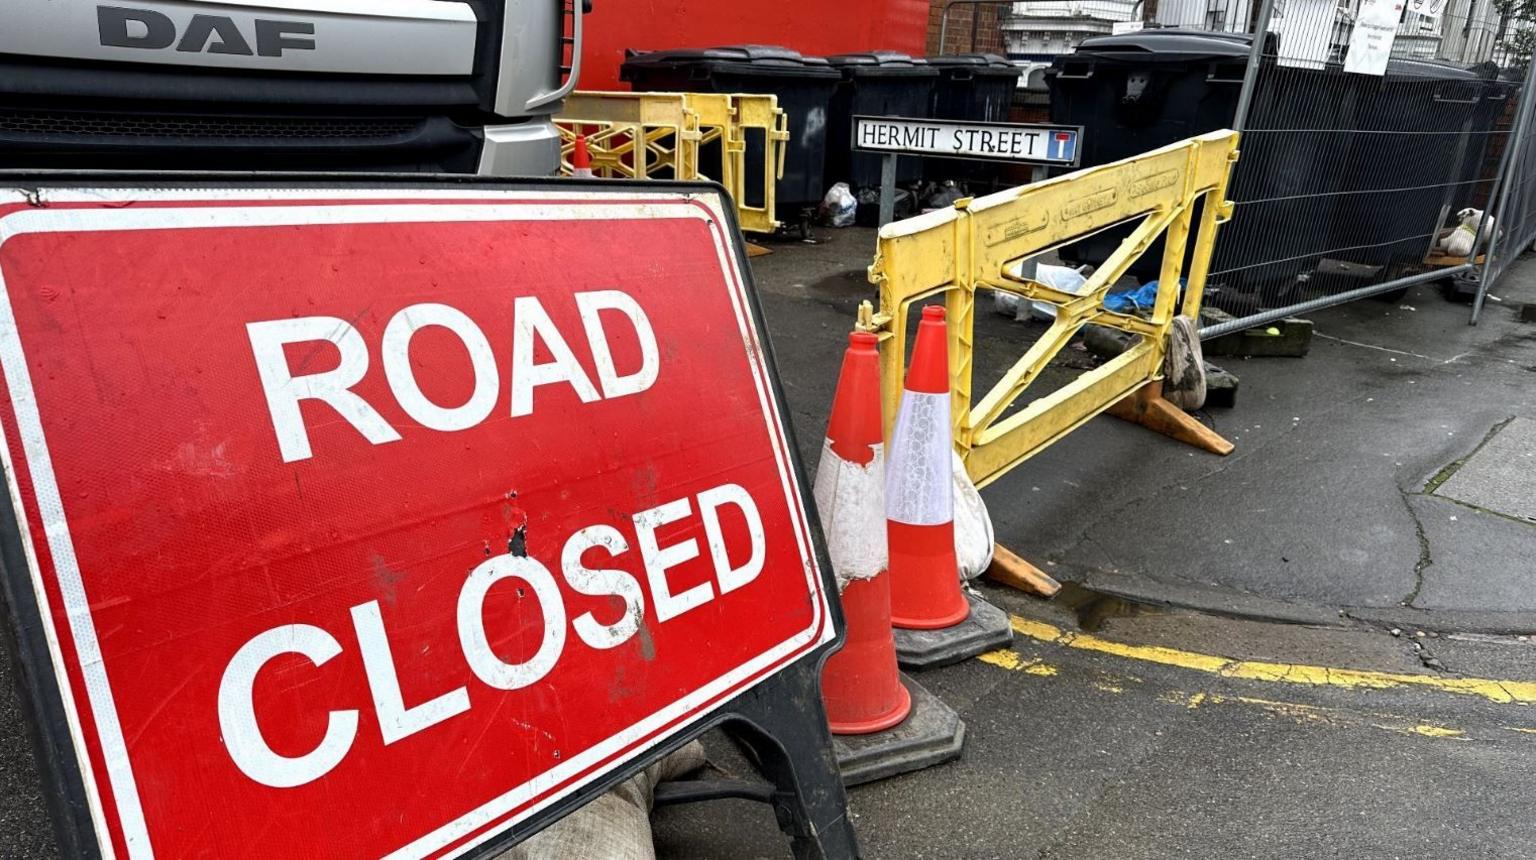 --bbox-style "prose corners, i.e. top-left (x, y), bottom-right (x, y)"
top-left (1423, 253), bottom-right (1485, 267)
top-left (986, 542), bottom-right (1062, 598)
